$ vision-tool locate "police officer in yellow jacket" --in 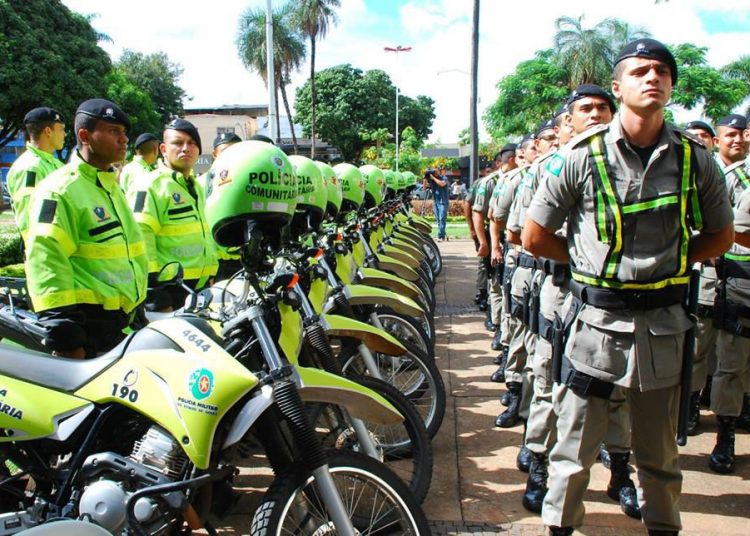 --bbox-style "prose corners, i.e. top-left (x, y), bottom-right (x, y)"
top-left (130, 119), bottom-right (217, 310)
top-left (120, 132), bottom-right (159, 194)
top-left (7, 107), bottom-right (66, 241)
top-left (25, 99), bottom-right (148, 358)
